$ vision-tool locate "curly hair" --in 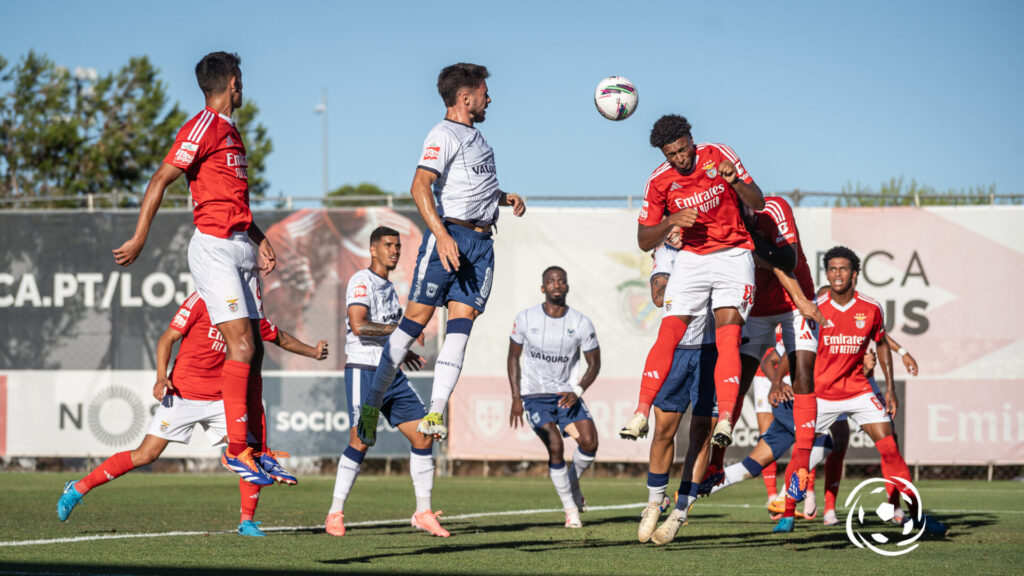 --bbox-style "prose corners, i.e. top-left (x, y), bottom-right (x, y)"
top-left (437, 63), bottom-right (490, 107)
top-left (823, 245), bottom-right (861, 272)
top-left (195, 52), bottom-right (241, 96)
top-left (649, 115), bottom-right (693, 149)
